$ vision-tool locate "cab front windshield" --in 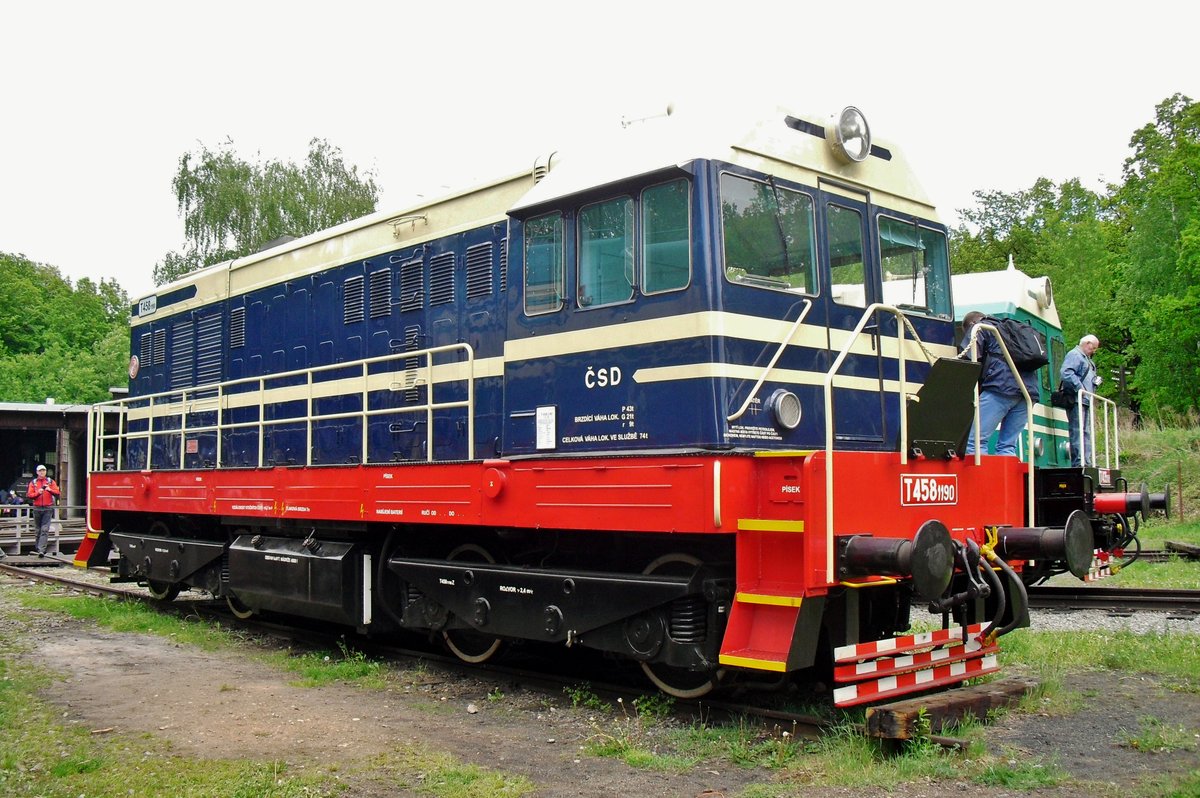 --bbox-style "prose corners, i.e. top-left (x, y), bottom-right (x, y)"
top-left (720, 171), bottom-right (951, 319)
